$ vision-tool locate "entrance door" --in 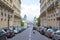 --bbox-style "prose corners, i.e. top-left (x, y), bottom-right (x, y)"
top-left (57, 17), bottom-right (60, 29)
